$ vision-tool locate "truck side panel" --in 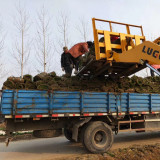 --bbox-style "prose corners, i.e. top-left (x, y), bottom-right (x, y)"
top-left (1, 90), bottom-right (160, 116)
